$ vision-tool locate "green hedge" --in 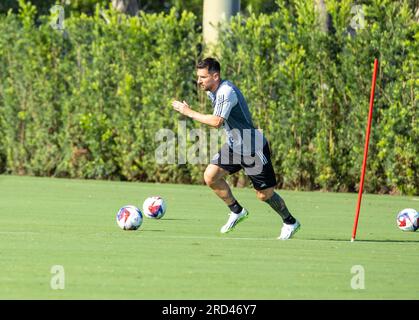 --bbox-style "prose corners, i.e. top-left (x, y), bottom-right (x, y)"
top-left (0, 5), bottom-right (201, 182)
top-left (218, 0), bottom-right (418, 194)
top-left (0, 0), bottom-right (417, 195)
